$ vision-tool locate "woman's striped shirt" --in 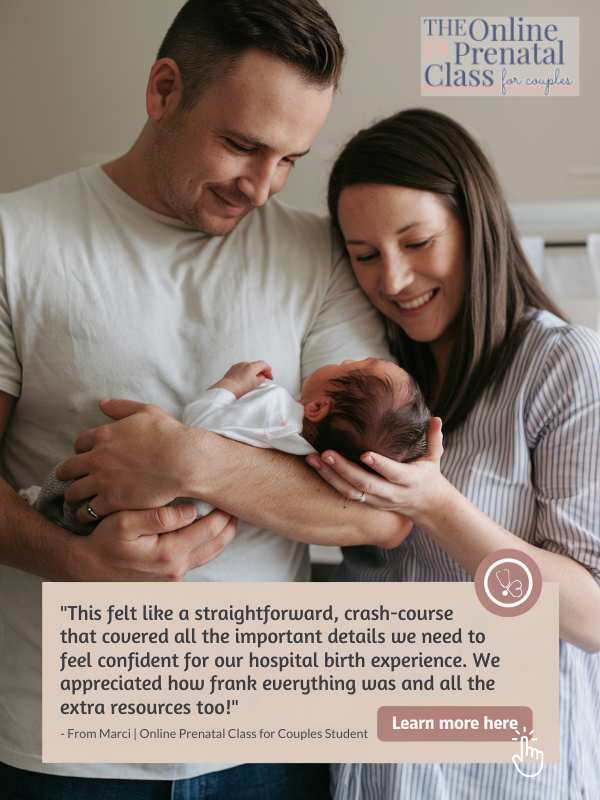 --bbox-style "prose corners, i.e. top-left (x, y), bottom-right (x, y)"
top-left (335, 310), bottom-right (600, 800)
